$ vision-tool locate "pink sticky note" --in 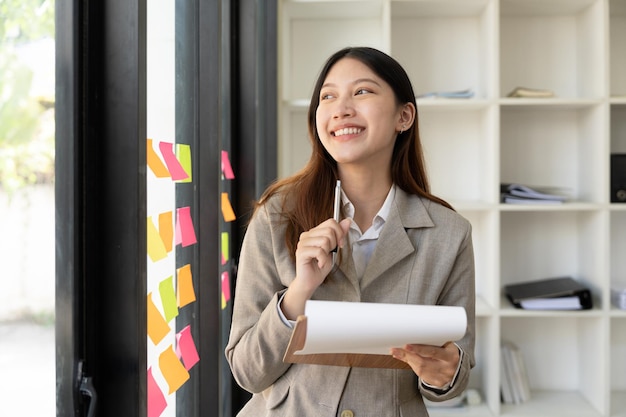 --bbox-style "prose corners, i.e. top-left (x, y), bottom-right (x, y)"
top-left (221, 150), bottom-right (235, 180)
top-left (159, 141), bottom-right (189, 181)
top-left (147, 367), bottom-right (167, 417)
top-left (176, 325), bottom-right (200, 371)
top-left (221, 271), bottom-right (231, 303)
top-left (176, 207), bottom-right (197, 247)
